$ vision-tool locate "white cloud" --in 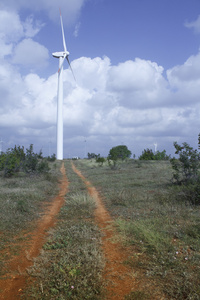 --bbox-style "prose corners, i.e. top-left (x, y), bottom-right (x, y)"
top-left (23, 15), bottom-right (45, 38)
top-left (0, 10), bottom-right (24, 43)
top-left (12, 38), bottom-right (49, 69)
top-left (1, 51), bottom-right (200, 156)
top-left (73, 22), bottom-right (81, 37)
top-left (167, 51), bottom-right (200, 105)
top-left (0, 0), bottom-right (87, 25)
top-left (107, 58), bottom-right (169, 108)
top-left (185, 15), bottom-right (200, 33)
